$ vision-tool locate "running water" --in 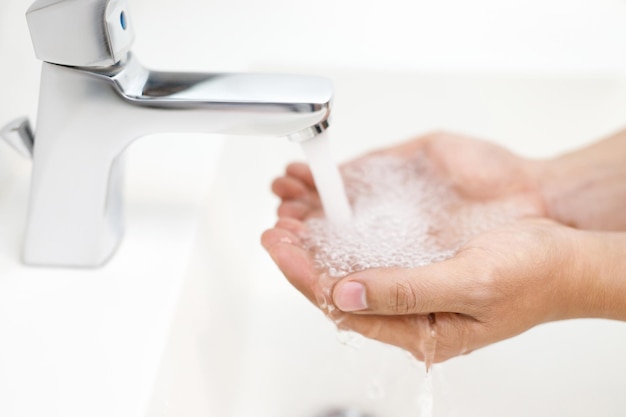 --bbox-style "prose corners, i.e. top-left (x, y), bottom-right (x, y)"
top-left (418, 371), bottom-right (434, 416)
top-left (296, 149), bottom-right (537, 417)
top-left (299, 131), bottom-right (352, 224)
